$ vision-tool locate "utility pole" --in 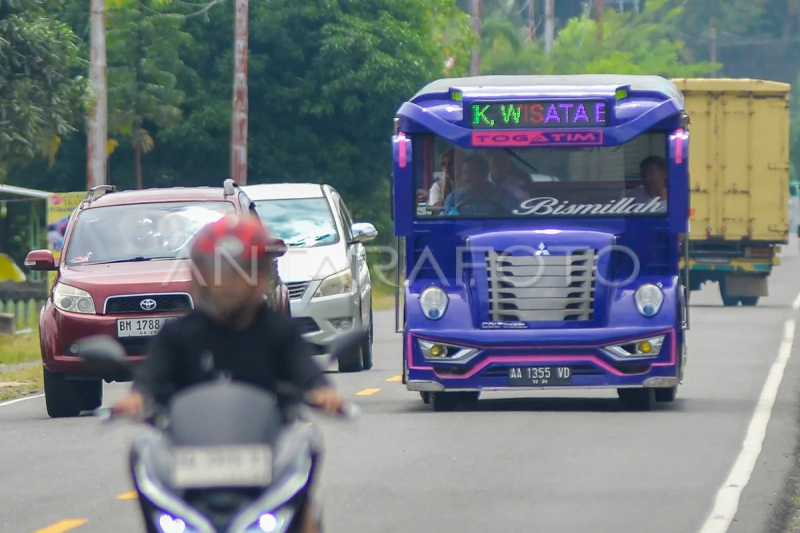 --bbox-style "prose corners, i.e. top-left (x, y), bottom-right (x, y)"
top-left (527, 0), bottom-right (536, 41)
top-left (86, 0), bottom-right (107, 189)
top-left (230, 0), bottom-right (249, 185)
top-left (595, 0), bottom-right (604, 43)
top-left (710, 26), bottom-right (718, 77)
top-left (545, 0), bottom-right (554, 54)
top-left (469, 0), bottom-right (482, 76)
